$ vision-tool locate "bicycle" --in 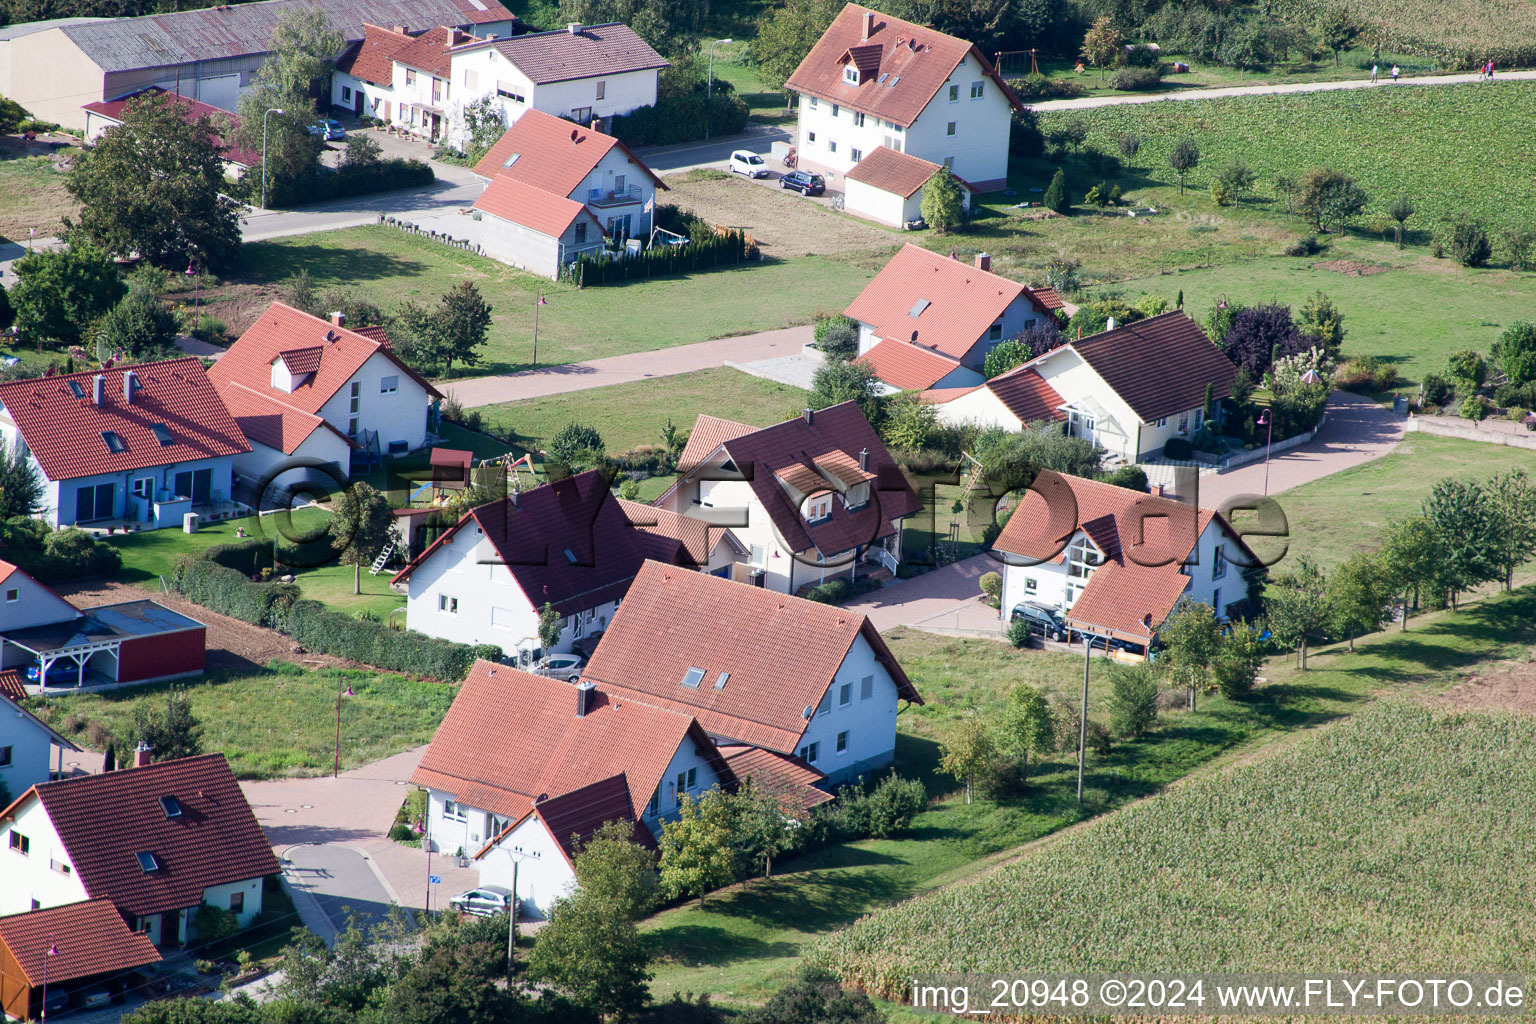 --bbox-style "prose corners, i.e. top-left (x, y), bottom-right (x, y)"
top-left (831, 193), bottom-right (845, 211)
top-left (782, 146), bottom-right (797, 169)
